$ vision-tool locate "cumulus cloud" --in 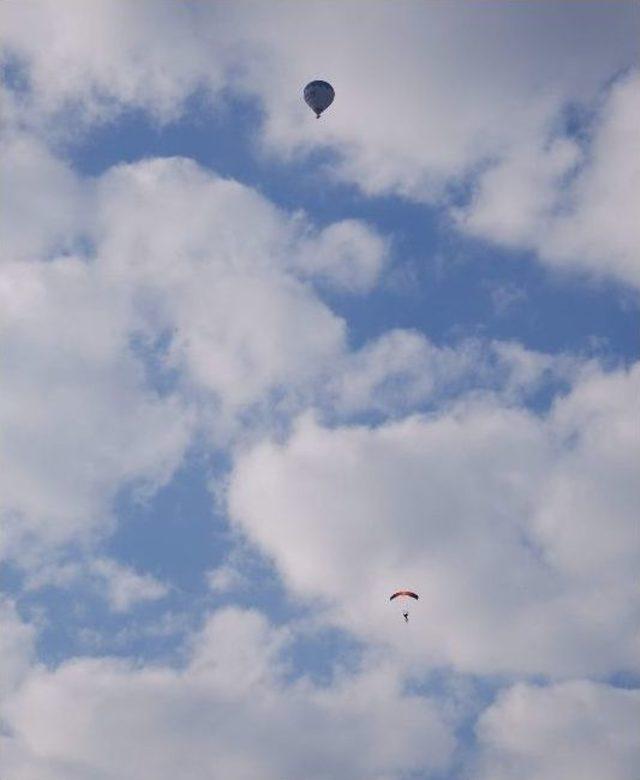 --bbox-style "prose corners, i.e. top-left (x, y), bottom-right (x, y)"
top-left (474, 681), bottom-right (640, 780)
top-left (0, 599), bottom-right (36, 700)
top-left (22, 557), bottom-right (169, 614)
top-left (1, 8), bottom-right (637, 773)
top-left (457, 137), bottom-right (582, 249)
top-left (226, 4), bottom-right (633, 186)
top-left (326, 332), bottom-right (582, 417)
top-left (459, 71), bottom-right (640, 290)
top-left (293, 219), bottom-right (389, 293)
top-left (0, 0), bottom-right (230, 127)
top-left (0, 255), bottom-right (193, 563)
top-left (206, 563), bottom-right (247, 595)
top-left (4, 3), bottom-right (634, 144)
top-left (240, 4), bottom-right (639, 288)
top-left (0, 134), bottom-right (88, 262)
top-left (2, 2), bottom-right (636, 287)
top-left (94, 157), bottom-right (387, 424)
top-left (89, 558), bottom-right (169, 613)
top-left (0, 146), bottom-right (390, 566)
top-left (228, 362), bottom-right (640, 677)
top-left (0, 608), bottom-right (454, 780)
top-left (328, 329), bottom-right (466, 415)
top-left (0, 138), bottom-right (595, 574)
